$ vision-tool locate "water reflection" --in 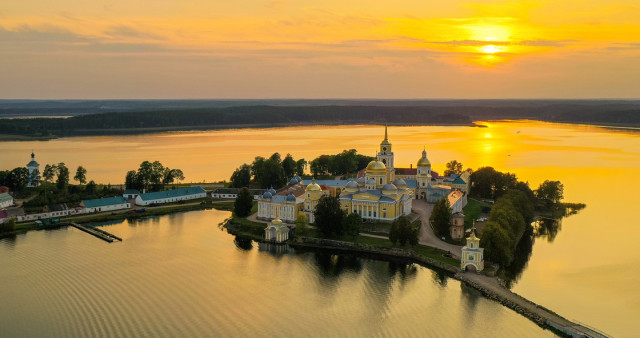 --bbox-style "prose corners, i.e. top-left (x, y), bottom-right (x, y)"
top-left (431, 270), bottom-right (449, 287)
top-left (233, 236), bottom-right (253, 250)
top-left (533, 218), bottom-right (562, 243)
